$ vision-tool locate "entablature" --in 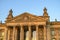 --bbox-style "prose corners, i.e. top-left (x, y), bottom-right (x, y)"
top-left (50, 21), bottom-right (60, 25)
top-left (6, 22), bottom-right (46, 26)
